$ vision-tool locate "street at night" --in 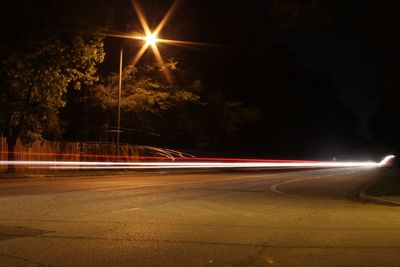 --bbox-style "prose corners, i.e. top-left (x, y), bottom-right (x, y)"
top-left (1, 169), bottom-right (400, 266)
top-left (2, 0), bottom-right (400, 266)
